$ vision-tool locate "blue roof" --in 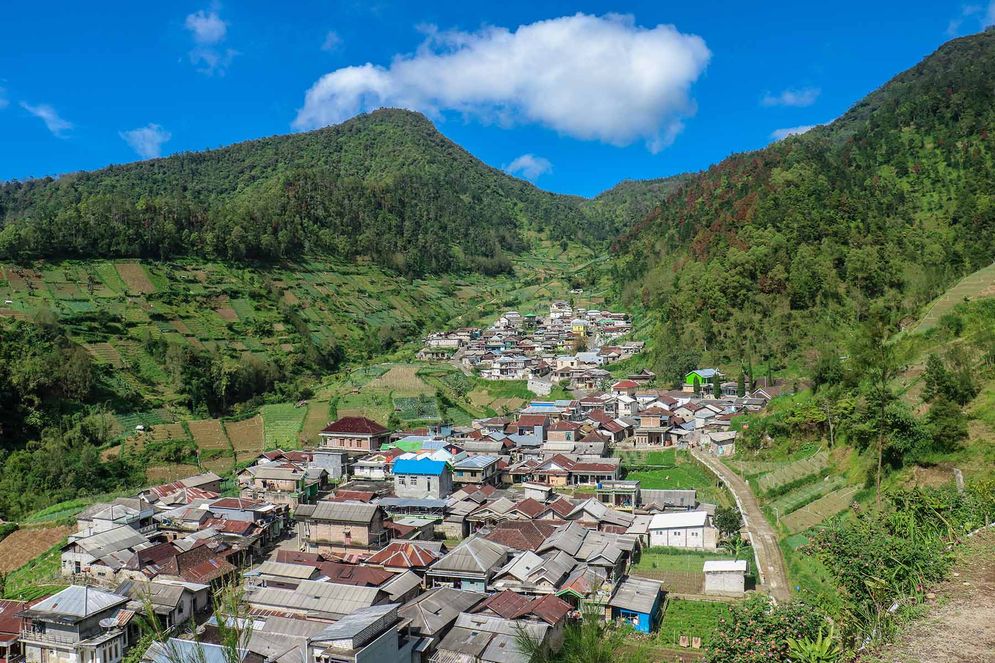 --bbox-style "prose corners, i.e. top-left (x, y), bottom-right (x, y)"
top-left (393, 458), bottom-right (447, 476)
